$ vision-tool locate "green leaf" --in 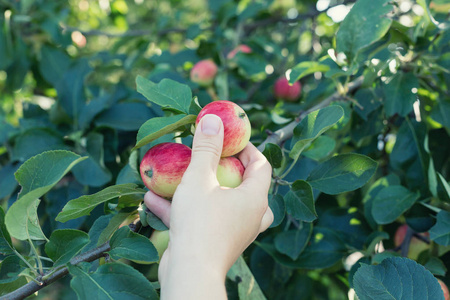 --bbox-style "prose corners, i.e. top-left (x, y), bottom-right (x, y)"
top-left (146, 209), bottom-right (169, 231)
top-left (262, 143), bottom-right (283, 169)
top-left (133, 114), bottom-right (197, 150)
top-left (45, 229), bottom-right (90, 267)
top-left (274, 223), bottom-right (313, 260)
top-left (269, 194), bottom-right (285, 228)
top-left (0, 207), bottom-right (14, 256)
top-left (302, 135), bottom-right (336, 161)
top-left (336, 0), bottom-right (394, 61)
top-left (227, 256), bottom-right (266, 300)
top-left (56, 183), bottom-right (146, 223)
top-left (108, 226), bottom-right (159, 264)
top-left (95, 102), bottom-right (155, 131)
top-left (39, 45), bottom-right (71, 86)
top-left (5, 150), bottom-right (86, 240)
top-left (429, 210), bottom-right (450, 246)
top-left (424, 257), bottom-right (447, 276)
top-left (284, 180), bottom-right (317, 222)
top-left (290, 106), bottom-right (343, 159)
top-left (83, 215), bottom-right (113, 253)
top-left (0, 256), bottom-right (28, 296)
top-left (353, 257), bottom-right (445, 300)
top-left (0, 163), bottom-right (20, 199)
top-left (384, 72), bottom-right (419, 117)
top-left (69, 263), bottom-right (158, 300)
top-left (431, 100), bottom-right (450, 130)
top-left (306, 153), bottom-right (378, 195)
top-left (371, 185), bottom-right (420, 225)
top-left (97, 212), bottom-right (137, 246)
top-left (136, 76), bottom-right (192, 114)
top-left (289, 61), bottom-right (330, 83)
